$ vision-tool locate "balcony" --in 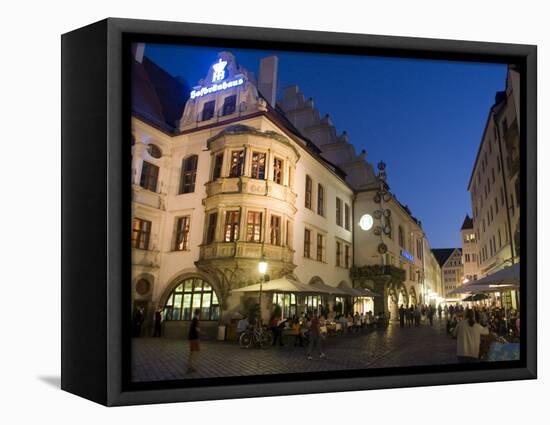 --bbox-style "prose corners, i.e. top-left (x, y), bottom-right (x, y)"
top-left (205, 177), bottom-right (297, 205)
top-left (199, 240), bottom-right (294, 264)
